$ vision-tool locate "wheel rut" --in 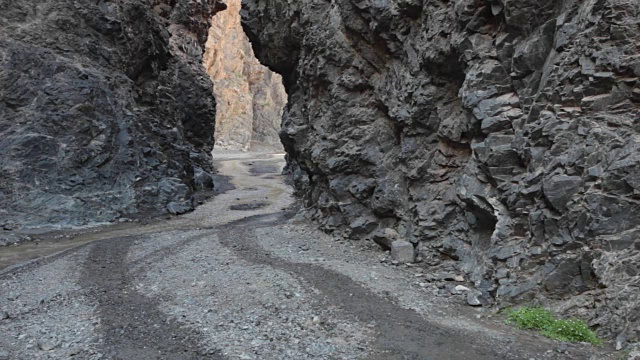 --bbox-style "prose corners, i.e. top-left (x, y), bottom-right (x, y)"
top-left (80, 235), bottom-right (227, 360)
top-left (218, 213), bottom-right (507, 360)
